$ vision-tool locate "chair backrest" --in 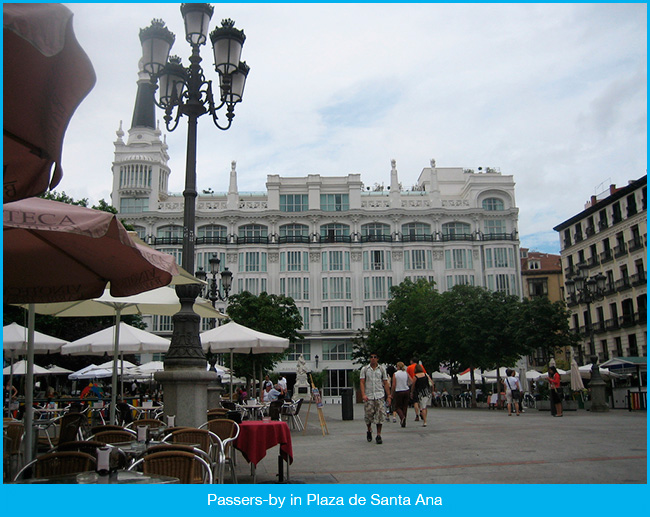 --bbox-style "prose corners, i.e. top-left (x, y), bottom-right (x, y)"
top-left (133, 450), bottom-right (212, 484)
top-left (55, 440), bottom-right (128, 469)
top-left (126, 418), bottom-right (166, 429)
top-left (93, 430), bottom-right (136, 444)
top-left (5, 422), bottom-right (24, 454)
top-left (220, 401), bottom-right (236, 411)
top-left (91, 424), bottom-right (127, 435)
top-left (166, 428), bottom-right (211, 455)
top-left (294, 398), bottom-right (304, 415)
top-left (15, 451), bottom-right (95, 481)
top-left (207, 408), bottom-right (229, 421)
top-left (204, 419), bottom-right (239, 445)
top-left (269, 400), bottom-right (284, 420)
top-left (57, 412), bottom-right (86, 445)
